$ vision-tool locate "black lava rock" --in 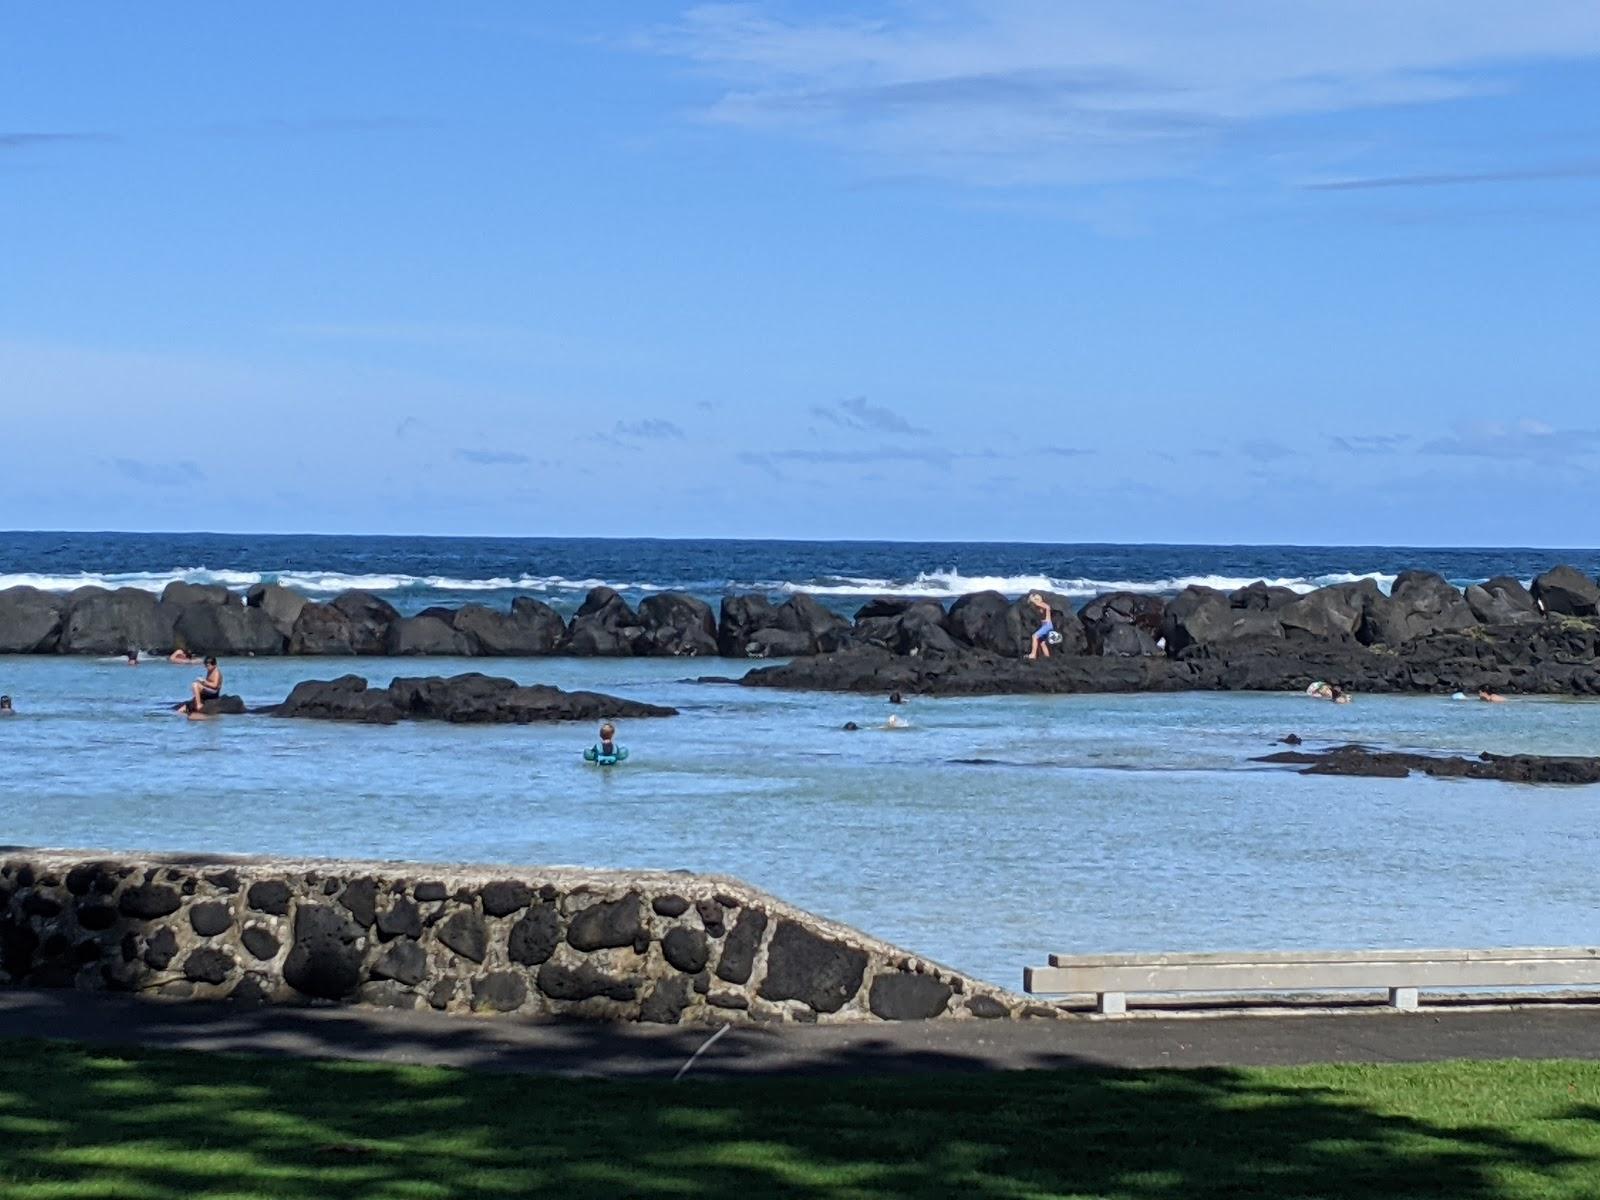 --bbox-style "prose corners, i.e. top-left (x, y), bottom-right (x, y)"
top-left (715, 910), bottom-right (768, 985)
top-left (414, 882), bottom-right (448, 902)
top-left (868, 973), bottom-right (953, 1020)
top-left (375, 899), bottom-right (423, 941)
top-left (662, 927), bottom-right (710, 975)
top-left (481, 881), bottom-right (534, 918)
top-left (536, 960), bottom-right (639, 1003)
top-left (118, 884), bottom-right (181, 920)
top-left (188, 901), bottom-right (232, 937)
top-left (338, 878), bottom-right (379, 928)
top-left (372, 939), bottom-right (428, 987)
top-left (183, 947), bottom-right (235, 985)
top-left (241, 925), bottom-right (281, 961)
top-left (471, 971), bottom-right (528, 1013)
top-left (638, 977), bottom-right (693, 1024)
top-left (566, 894), bottom-right (643, 952)
top-left (282, 904), bottom-right (364, 999)
top-left (142, 926), bottom-right (179, 970)
top-left (651, 894), bottom-right (690, 918)
top-left (758, 921), bottom-right (868, 1014)
top-left (246, 881), bottom-right (293, 916)
top-left (507, 903), bottom-right (561, 967)
top-left (76, 903), bottom-right (118, 932)
top-left (436, 910), bottom-right (488, 963)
